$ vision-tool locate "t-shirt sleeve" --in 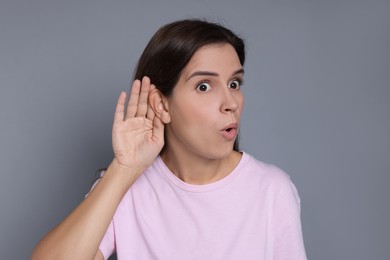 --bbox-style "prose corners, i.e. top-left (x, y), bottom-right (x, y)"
top-left (85, 171), bottom-right (116, 259)
top-left (273, 175), bottom-right (307, 260)
top-left (99, 220), bottom-right (116, 260)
